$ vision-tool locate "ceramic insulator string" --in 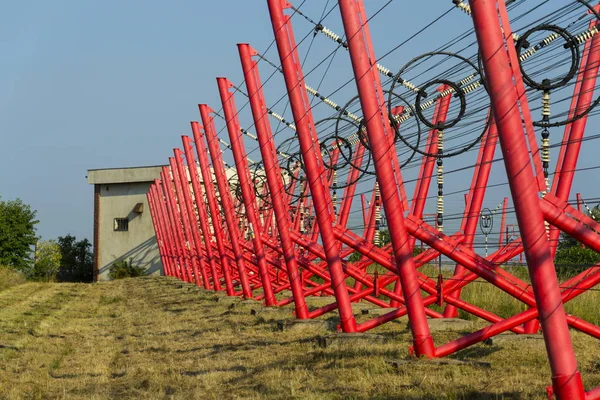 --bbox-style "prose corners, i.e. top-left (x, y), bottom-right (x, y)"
top-left (437, 129), bottom-right (444, 233)
top-left (374, 183), bottom-right (381, 247)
